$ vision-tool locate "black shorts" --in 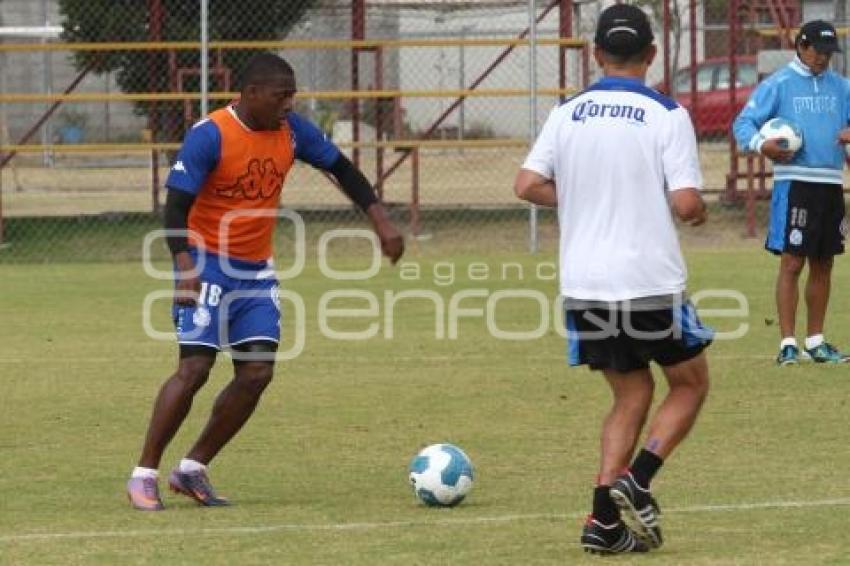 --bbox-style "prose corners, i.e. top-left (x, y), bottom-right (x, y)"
top-left (565, 301), bottom-right (712, 373)
top-left (766, 180), bottom-right (846, 257)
